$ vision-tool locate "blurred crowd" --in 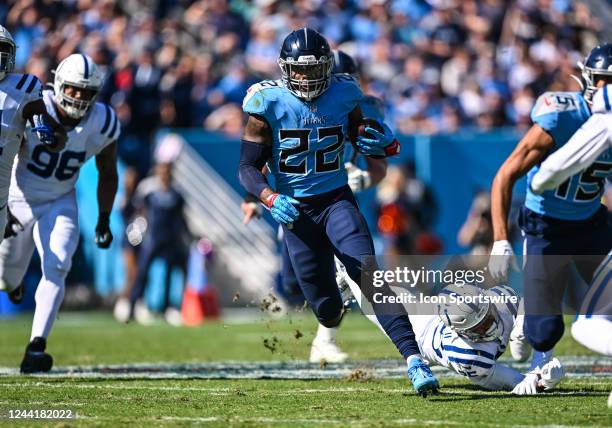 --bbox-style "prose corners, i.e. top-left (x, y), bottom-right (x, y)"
top-left (2, 0), bottom-right (604, 175)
